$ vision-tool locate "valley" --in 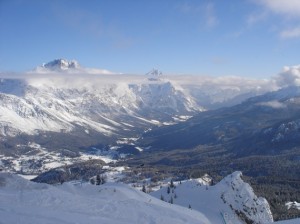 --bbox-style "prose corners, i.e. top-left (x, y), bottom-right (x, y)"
top-left (3, 0), bottom-right (300, 222)
top-left (0, 59), bottom-right (300, 223)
